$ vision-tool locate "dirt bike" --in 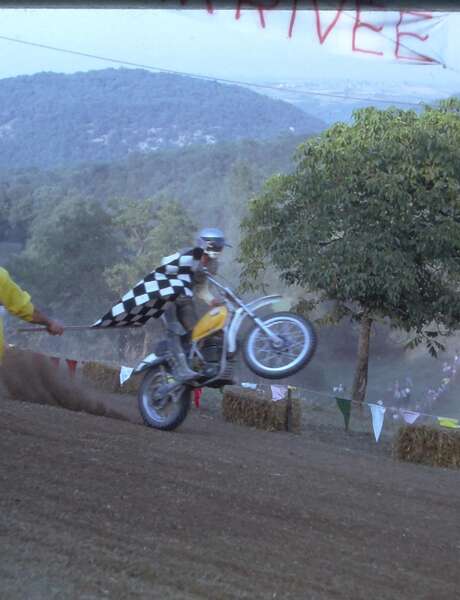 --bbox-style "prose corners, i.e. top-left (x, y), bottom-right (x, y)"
top-left (131, 272), bottom-right (317, 431)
